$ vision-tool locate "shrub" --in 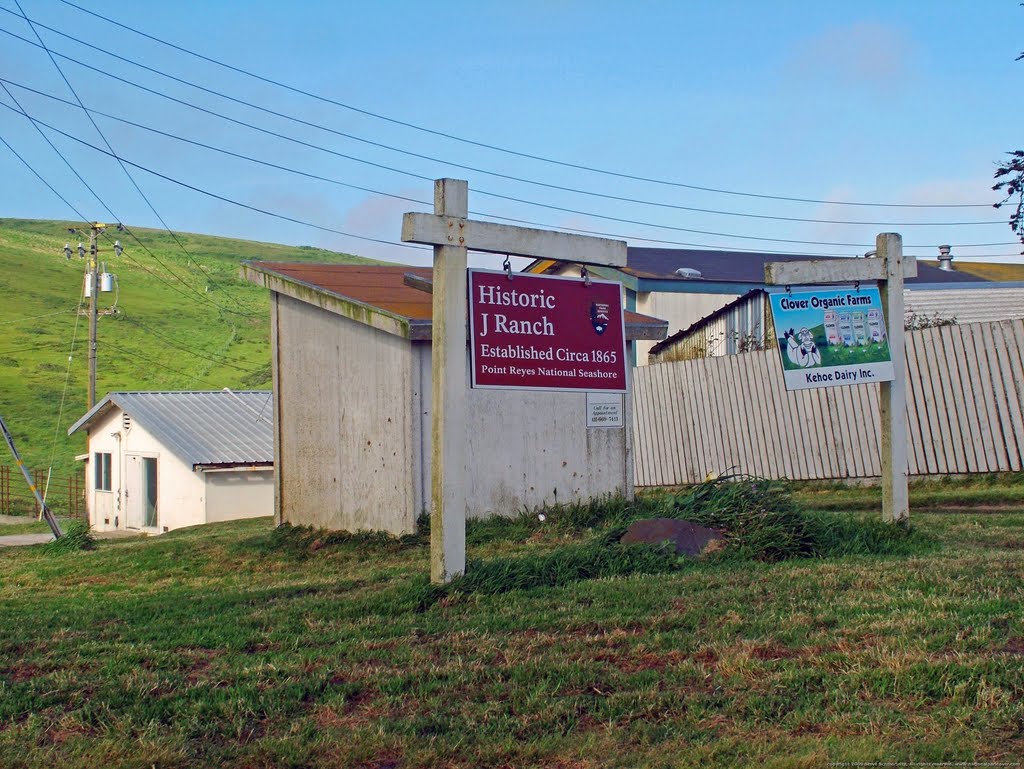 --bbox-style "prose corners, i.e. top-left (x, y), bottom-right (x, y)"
top-left (44, 519), bottom-right (95, 553)
top-left (658, 475), bottom-right (816, 561)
